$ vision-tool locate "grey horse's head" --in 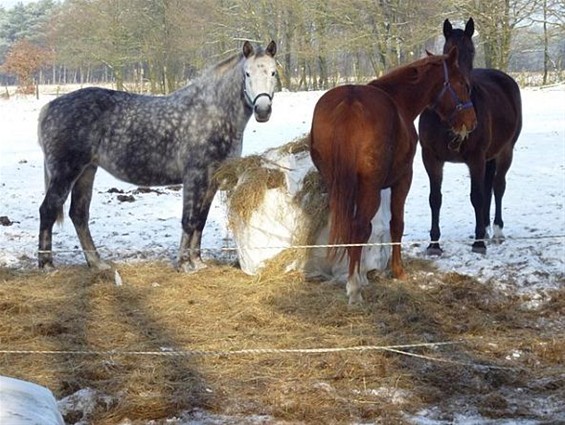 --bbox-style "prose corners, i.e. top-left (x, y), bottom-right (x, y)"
top-left (242, 40), bottom-right (277, 122)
